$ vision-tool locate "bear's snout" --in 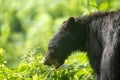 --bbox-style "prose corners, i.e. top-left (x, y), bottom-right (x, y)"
top-left (44, 59), bottom-right (52, 66)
